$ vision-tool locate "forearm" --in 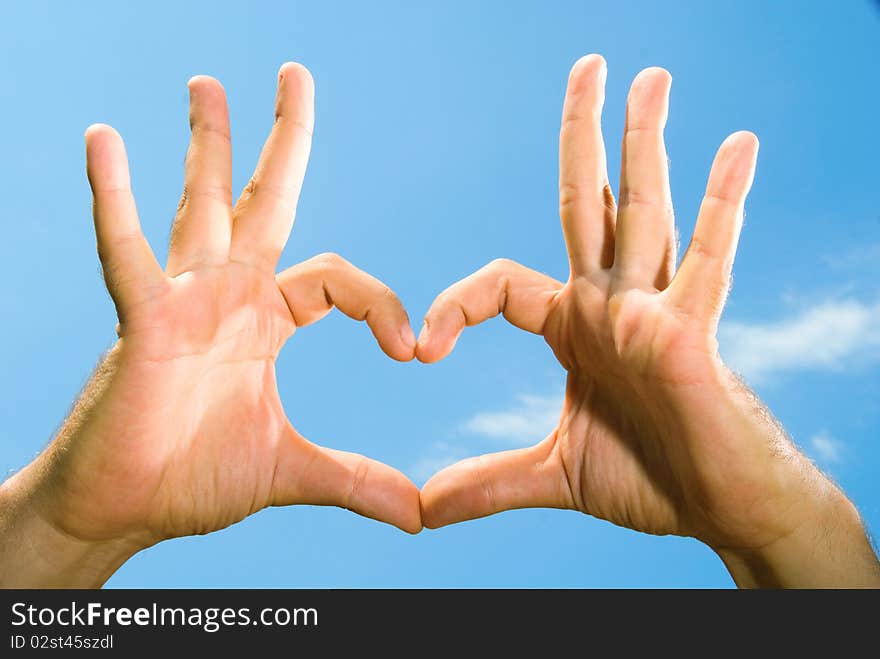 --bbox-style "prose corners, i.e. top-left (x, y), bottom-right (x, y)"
top-left (698, 369), bottom-right (880, 588)
top-left (0, 468), bottom-right (138, 588)
top-left (714, 489), bottom-right (880, 588)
